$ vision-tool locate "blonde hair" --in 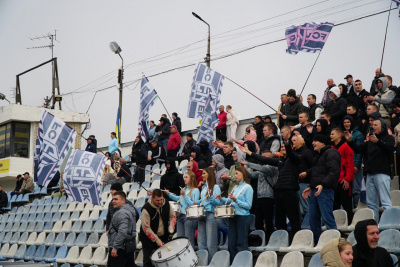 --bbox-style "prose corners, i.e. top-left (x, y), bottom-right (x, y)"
top-left (338, 238), bottom-right (352, 253)
top-left (185, 171), bottom-right (197, 197)
top-left (102, 165), bottom-right (112, 176)
top-left (292, 135), bottom-right (305, 150)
